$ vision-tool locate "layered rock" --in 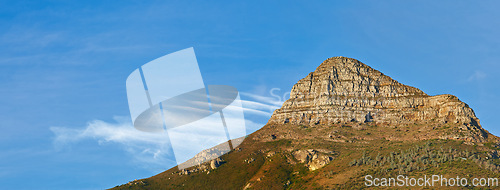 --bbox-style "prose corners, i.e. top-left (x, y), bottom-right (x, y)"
top-left (269, 57), bottom-right (488, 142)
